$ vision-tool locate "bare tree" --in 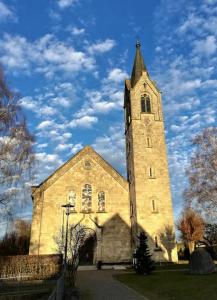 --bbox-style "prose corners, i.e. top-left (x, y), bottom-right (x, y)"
top-left (159, 225), bottom-right (176, 262)
top-left (203, 223), bottom-right (217, 258)
top-left (184, 128), bottom-right (217, 221)
top-left (177, 208), bottom-right (205, 253)
top-left (0, 67), bottom-right (34, 216)
top-left (54, 224), bottom-right (94, 287)
top-left (0, 219), bottom-right (31, 255)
